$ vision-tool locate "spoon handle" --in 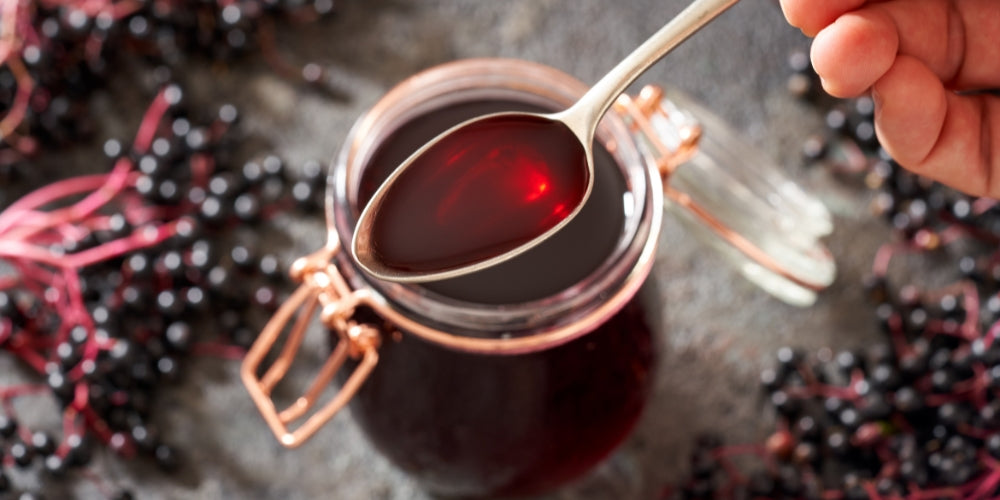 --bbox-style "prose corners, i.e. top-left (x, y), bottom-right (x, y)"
top-left (563, 0), bottom-right (740, 137)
